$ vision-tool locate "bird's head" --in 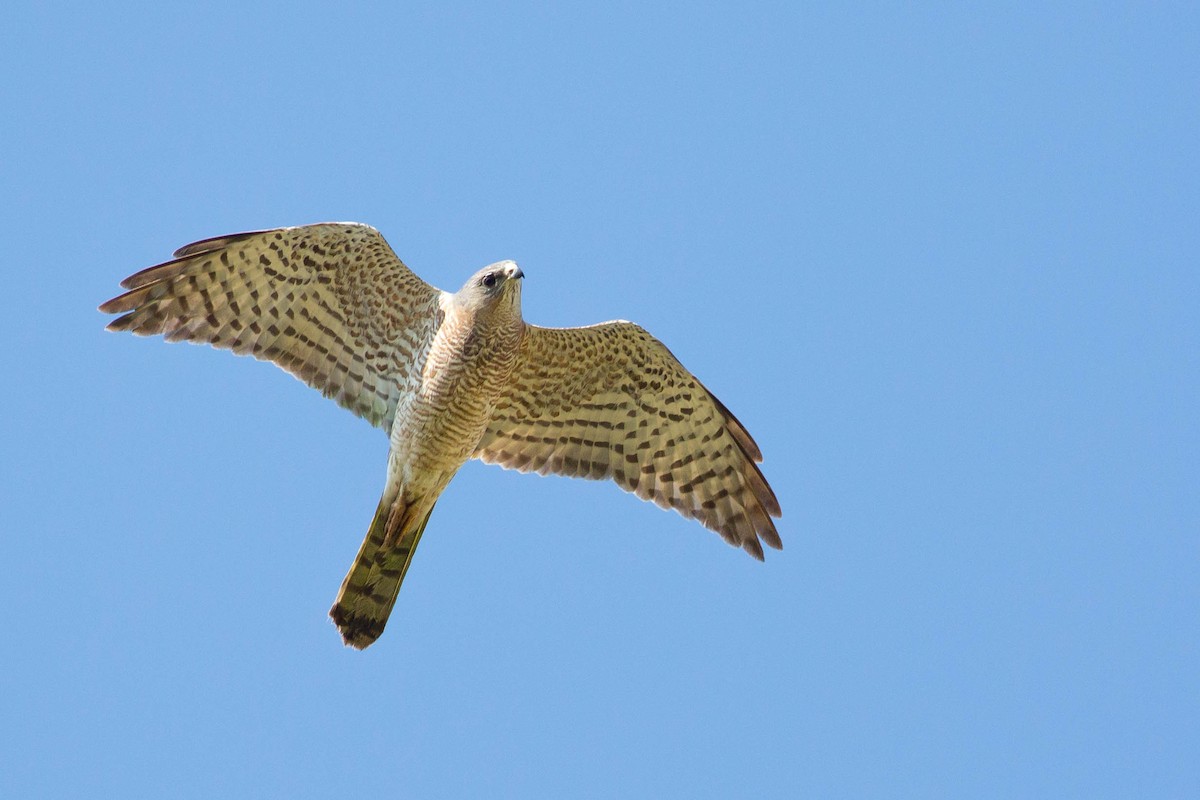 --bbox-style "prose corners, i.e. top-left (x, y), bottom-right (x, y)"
top-left (457, 260), bottom-right (524, 315)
